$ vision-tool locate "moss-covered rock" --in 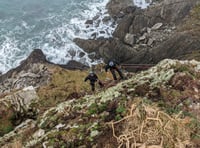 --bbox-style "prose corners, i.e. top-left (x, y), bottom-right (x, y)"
top-left (0, 87), bottom-right (39, 136)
